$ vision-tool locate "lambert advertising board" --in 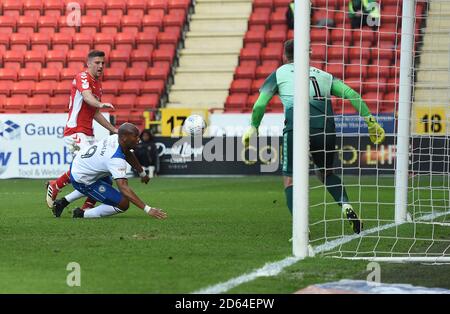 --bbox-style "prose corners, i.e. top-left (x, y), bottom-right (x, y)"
top-left (0, 114), bottom-right (110, 179)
